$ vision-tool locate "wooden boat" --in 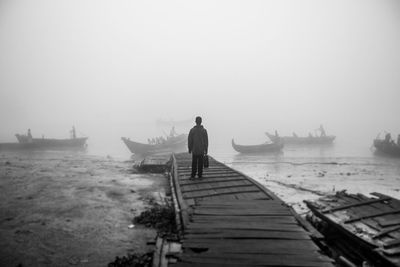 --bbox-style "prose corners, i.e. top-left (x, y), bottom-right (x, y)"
top-left (265, 132), bottom-right (335, 145)
top-left (122, 134), bottom-right (187, 155)
top-left (231, 139), bottom-right (283, 154)
top-left (374, 139), bottom-right (400, 157)
top-left (0, 135), bottom-right (88, 151)
top-left (305, 191), bottom-right (400, 267)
